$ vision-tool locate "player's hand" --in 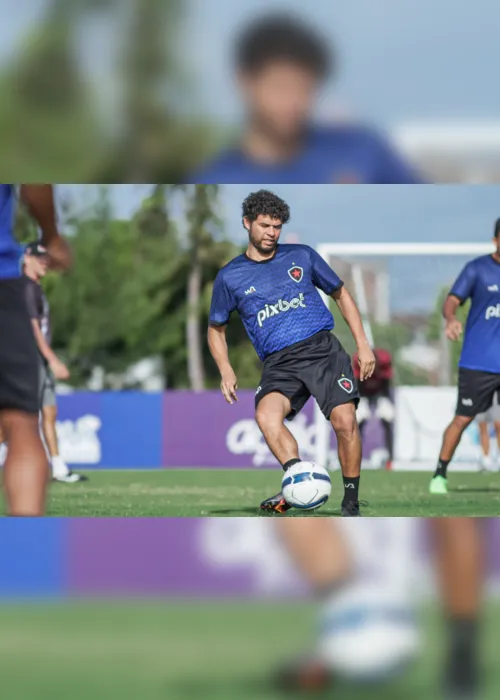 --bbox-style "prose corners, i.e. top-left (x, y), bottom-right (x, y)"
top-left (50, 359), bottom-right (70, 381)
top-left (43, 235), bottom-right (72, 272)
top-left (445, 318), bottom-right (463, 341)
top-left (357, 345), bottom-right (376, 381)
top-left (220, 369), bottom-right (238, 404)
